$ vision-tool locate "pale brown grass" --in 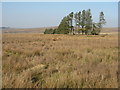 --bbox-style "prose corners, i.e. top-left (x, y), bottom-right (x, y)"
top-left (2, 33), bottom-right (118, 88)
